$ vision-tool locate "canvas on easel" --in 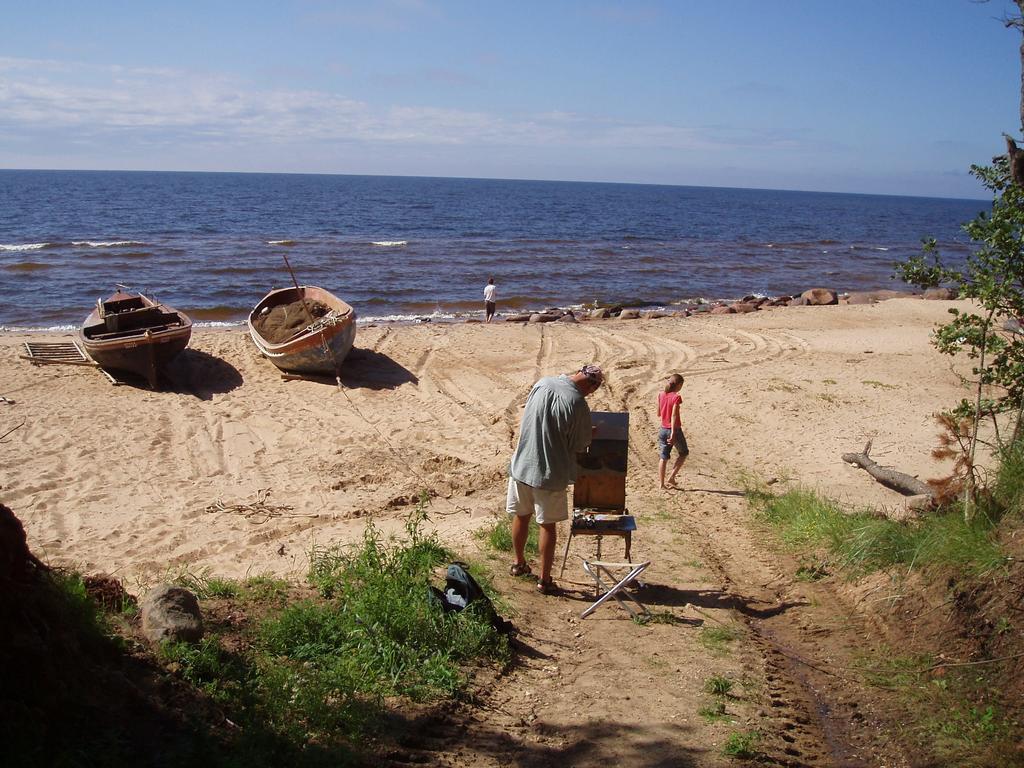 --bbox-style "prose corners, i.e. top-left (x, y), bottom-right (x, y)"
top-left (560, 411), bottom-right (635, 576)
